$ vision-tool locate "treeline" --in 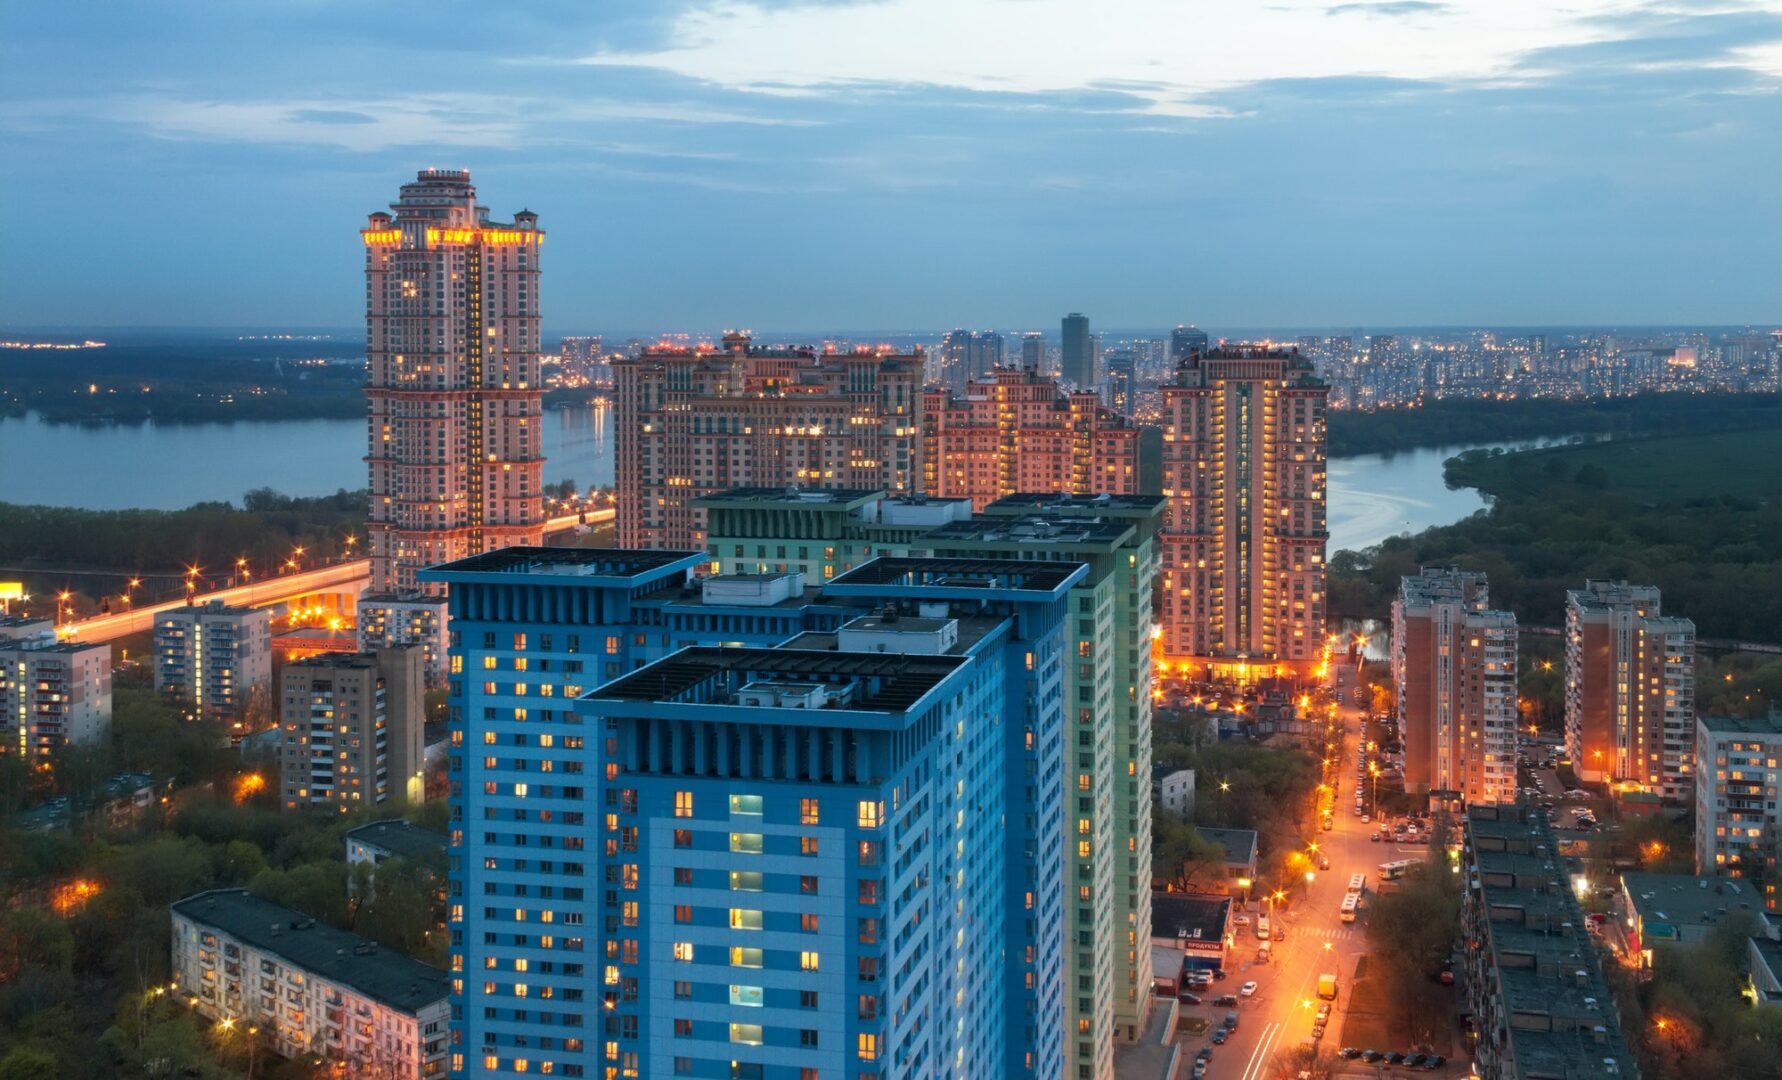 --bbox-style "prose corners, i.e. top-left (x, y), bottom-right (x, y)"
top-left (0, 339), bottom-right (366, 426)
top-left (1328, 434), bottom-right (1782, 644)
top-left (1326, 391), bottom-right (1782, 457)
top-left (0, 688), bottom-right (445, 1077)
top-left (0, 488), bottom-right (366, 599)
